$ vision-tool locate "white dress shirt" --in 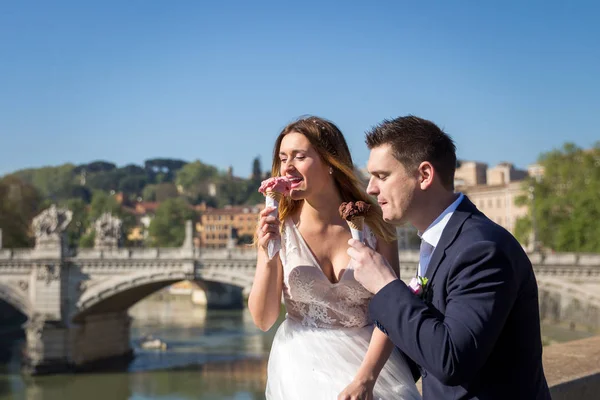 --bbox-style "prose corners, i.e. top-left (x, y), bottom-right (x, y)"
top-left (418, 193), bottom-right (465, 277)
